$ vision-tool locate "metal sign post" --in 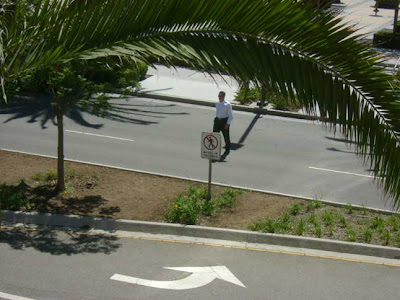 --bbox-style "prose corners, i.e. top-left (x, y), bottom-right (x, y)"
top-left (208, 159), bottom-right (212, 201)
top-left (201, 132), bottom-right (222, 201)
